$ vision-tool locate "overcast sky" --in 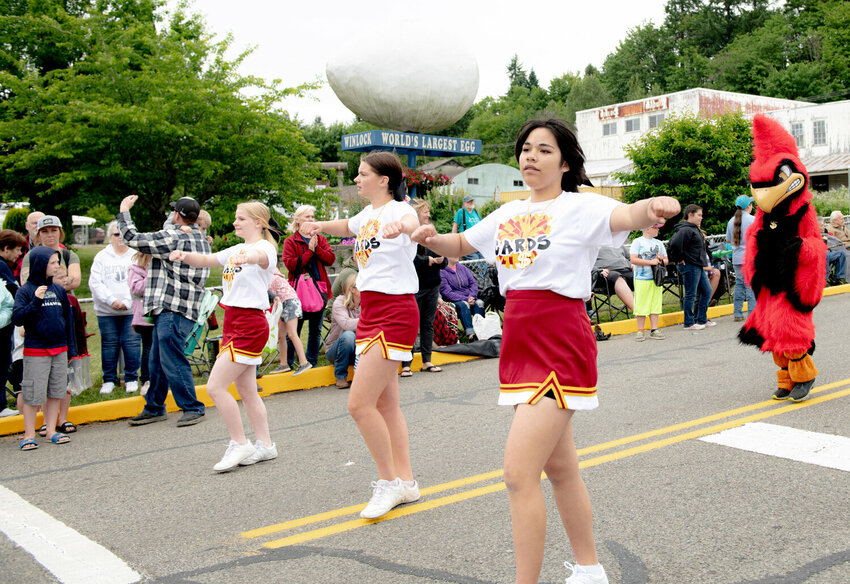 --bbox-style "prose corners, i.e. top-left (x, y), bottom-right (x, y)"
top-left (165, 0), bottom-right (670, 125)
